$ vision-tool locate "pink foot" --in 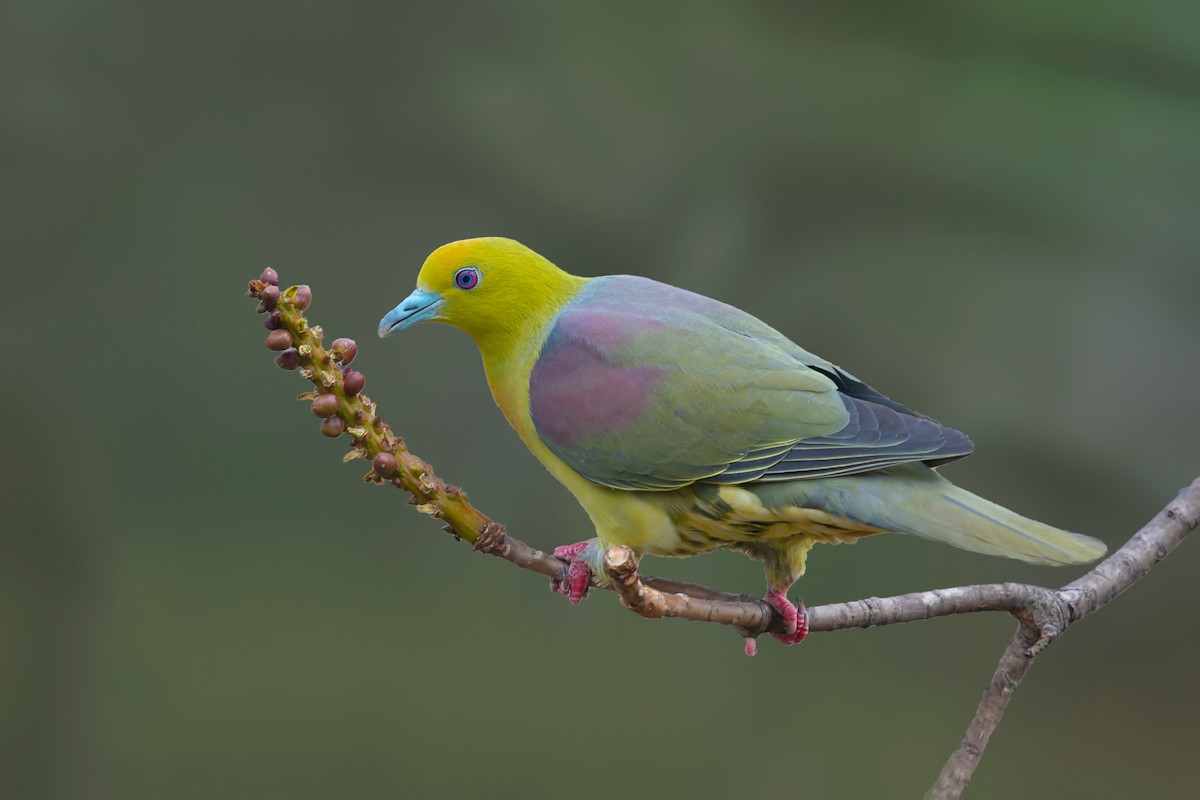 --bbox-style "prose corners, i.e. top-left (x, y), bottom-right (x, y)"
top-left (550, 541), bottom-right (592, 605)
top-left (766, 588), bottom-right (809, 646)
